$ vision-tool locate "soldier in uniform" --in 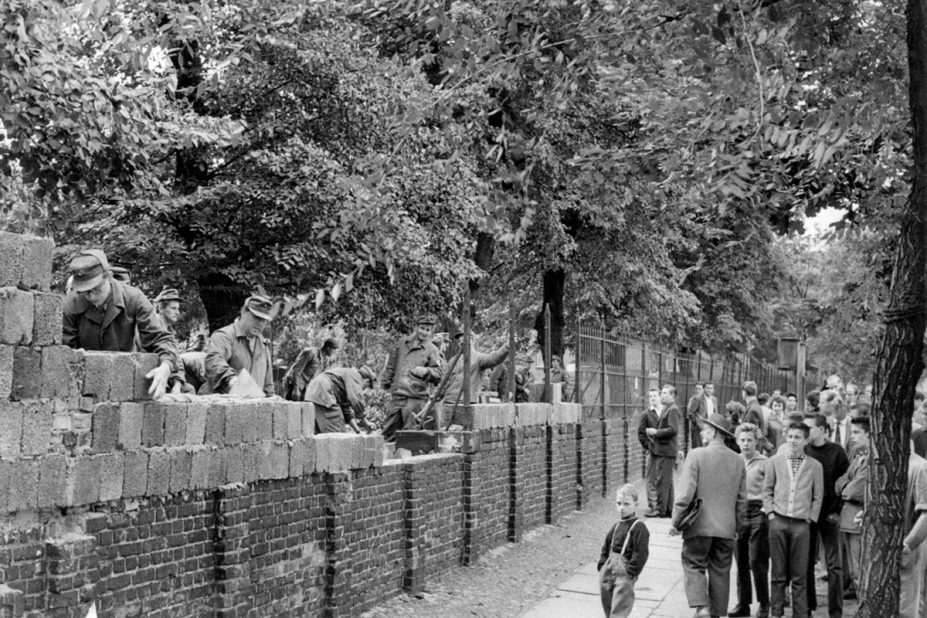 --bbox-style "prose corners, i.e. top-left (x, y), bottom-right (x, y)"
top-left (204, 295), bottom-right (276, 397)
top-left (62, 249), bottom-right (179, 399)
top-left (152, 288), bottom-right (182, 335)
top-left (380, 314), bottom-right (443, 441)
